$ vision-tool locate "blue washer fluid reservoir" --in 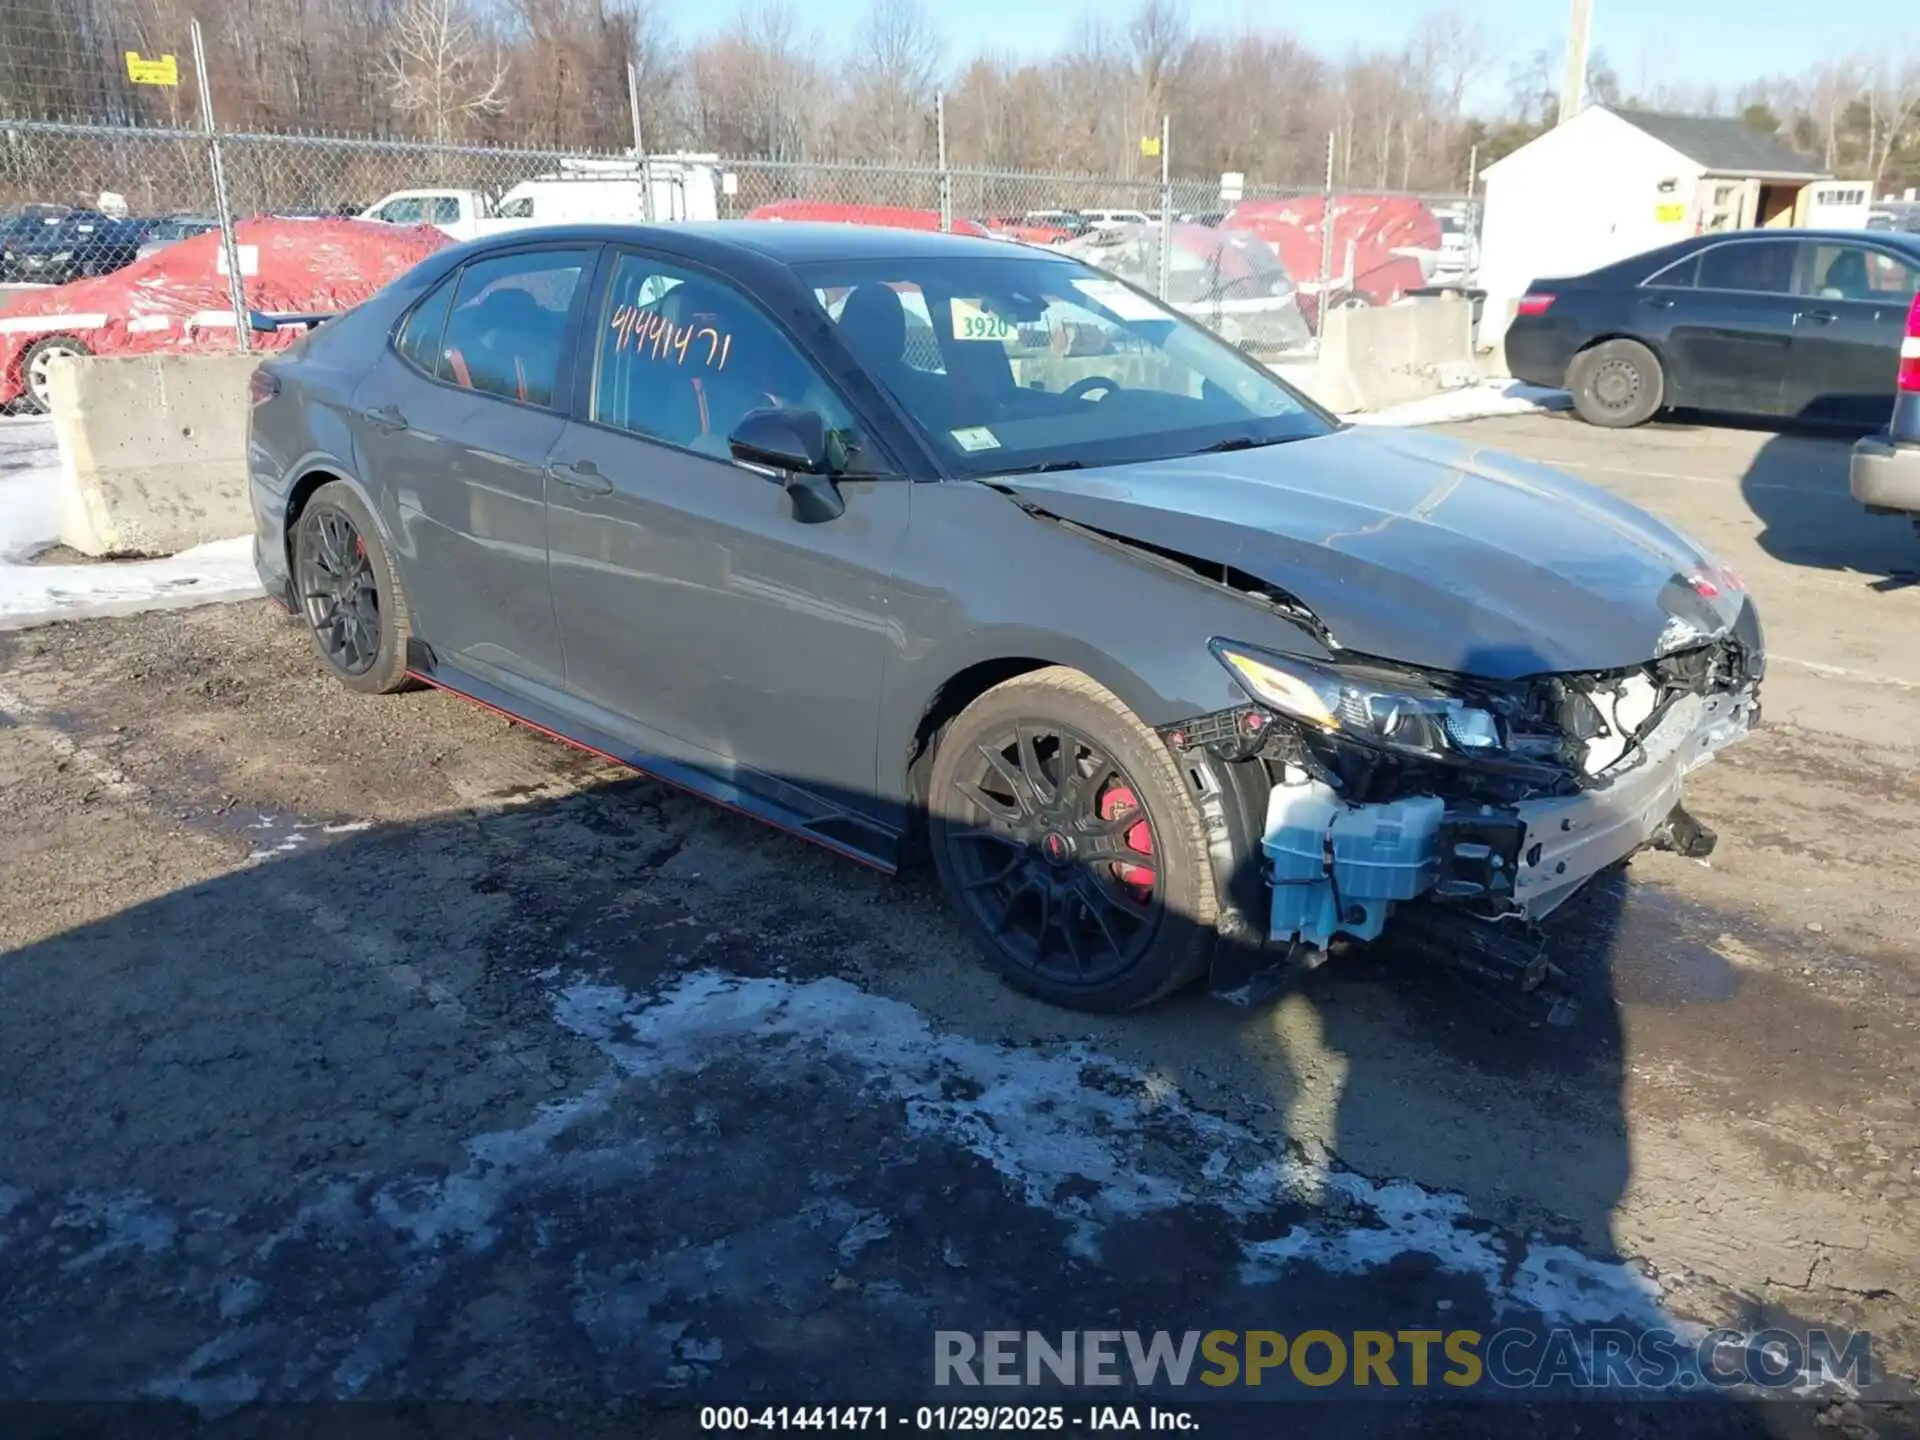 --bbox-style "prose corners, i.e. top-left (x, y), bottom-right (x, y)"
top-left (1263, 782), bottom-right (1446, 948)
